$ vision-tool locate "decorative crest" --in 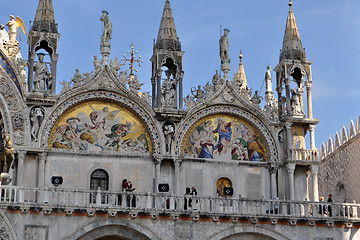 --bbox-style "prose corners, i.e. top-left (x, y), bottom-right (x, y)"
top-left (122, 43), bottom-right (143, 75)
